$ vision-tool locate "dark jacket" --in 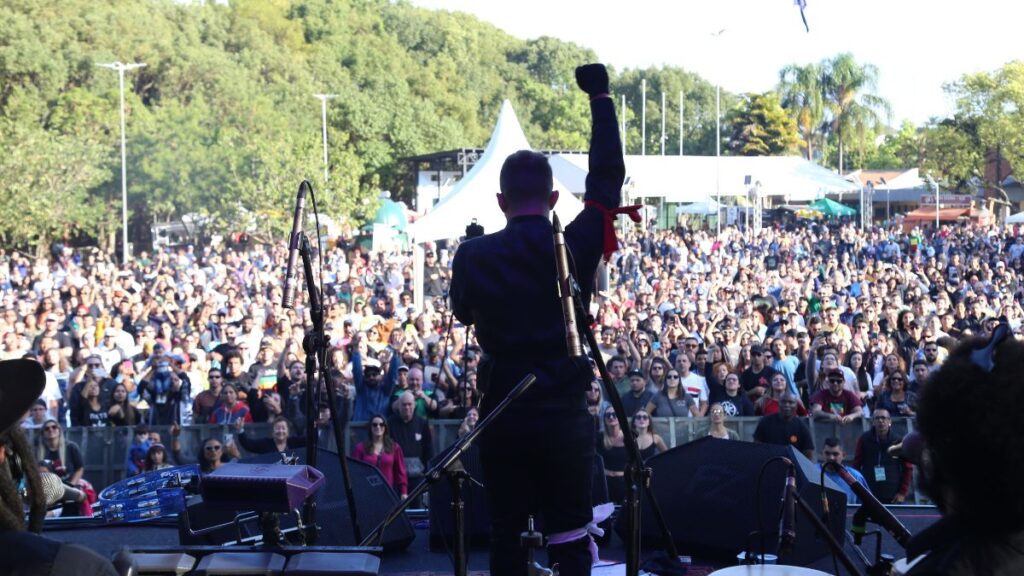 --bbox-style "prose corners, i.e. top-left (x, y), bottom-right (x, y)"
top-left (450, 97), bottom-right (624, 404)
top-left (852, 429), bottom-right (912, 502)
